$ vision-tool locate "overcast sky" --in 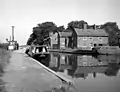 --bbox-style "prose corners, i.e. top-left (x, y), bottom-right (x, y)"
top-left (0, 0), bottom-right (120, 45)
